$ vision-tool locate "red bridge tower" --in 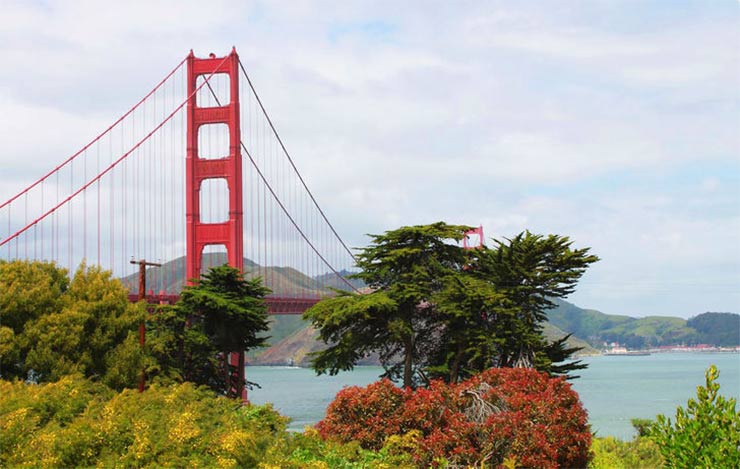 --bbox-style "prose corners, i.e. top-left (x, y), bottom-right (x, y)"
top-left (186, 48), bottom-right (246, 401)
